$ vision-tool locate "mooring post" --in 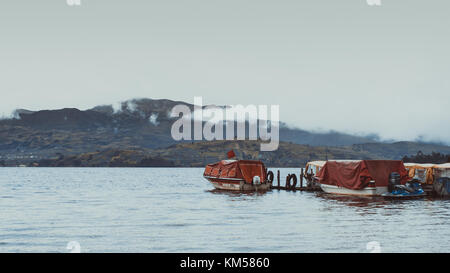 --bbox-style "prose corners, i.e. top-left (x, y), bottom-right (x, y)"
top-left (300, 168), bottom-right (304, 188)
top-left (277, 170), bottom-right (280, 188)
top-left (293, 174), bottom-right (297, 191)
